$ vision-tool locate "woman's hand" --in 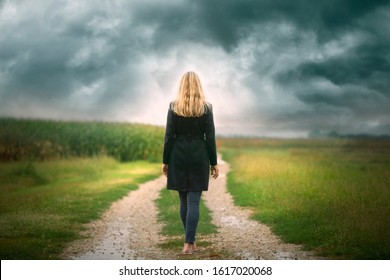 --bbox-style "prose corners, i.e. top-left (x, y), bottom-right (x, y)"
top-left (211, 165), bottom-right (219, 179)
top-left (162, 164), bottom-right (168, 177)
